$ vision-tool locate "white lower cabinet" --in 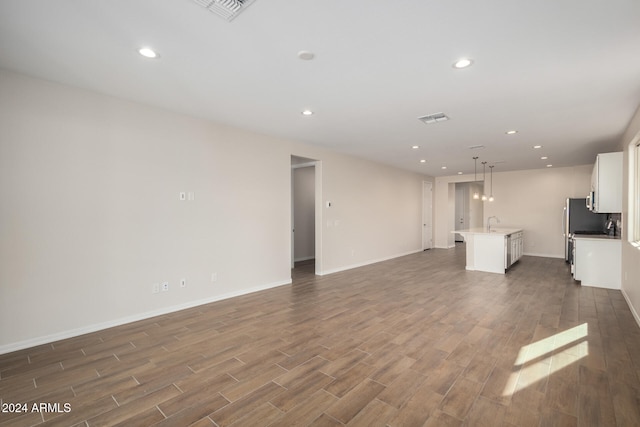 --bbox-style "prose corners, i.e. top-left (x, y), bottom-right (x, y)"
top-left (573, 237), bottom-right (621, 289)
top-left (508, 231), bottom-right (524, 267)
